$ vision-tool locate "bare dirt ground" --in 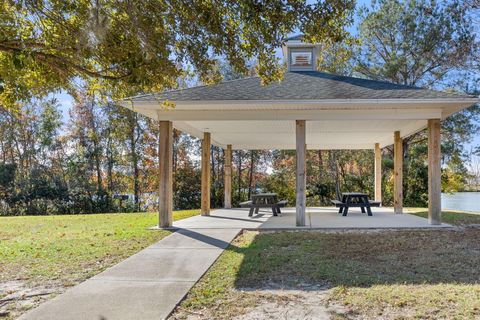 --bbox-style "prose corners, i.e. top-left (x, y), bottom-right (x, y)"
top-left (173, 283), bottom-right (348, 320)
top-left (0, 280), bottom-right (67, 319)
top-left (232, 288), bottom-right (346, 320)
